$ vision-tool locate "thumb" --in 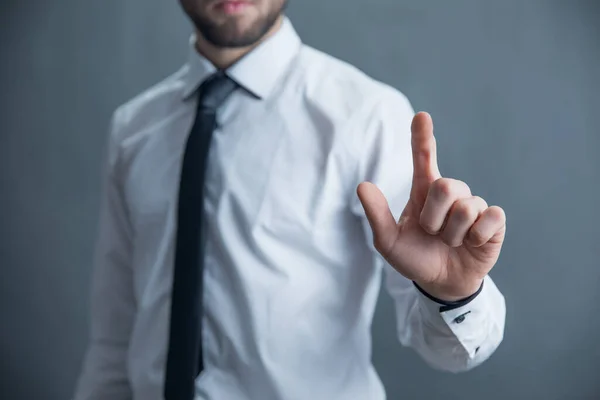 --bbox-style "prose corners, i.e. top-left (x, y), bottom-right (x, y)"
top-left (356, 182), bottom-right (398, 253)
